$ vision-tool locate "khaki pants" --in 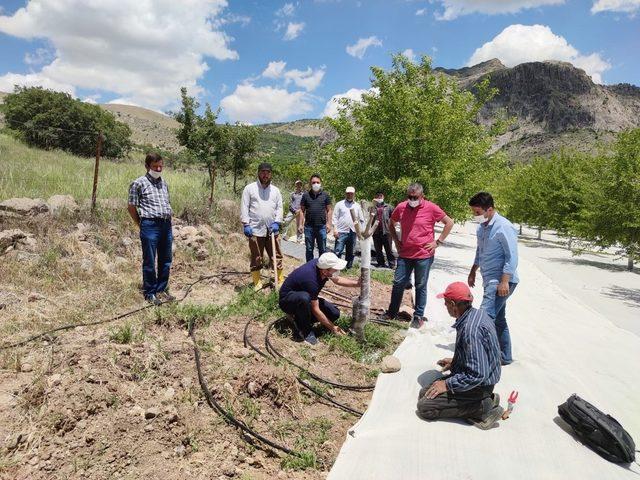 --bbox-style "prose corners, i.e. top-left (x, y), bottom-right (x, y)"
top-left (249, 235), bottom-right (283, 272)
